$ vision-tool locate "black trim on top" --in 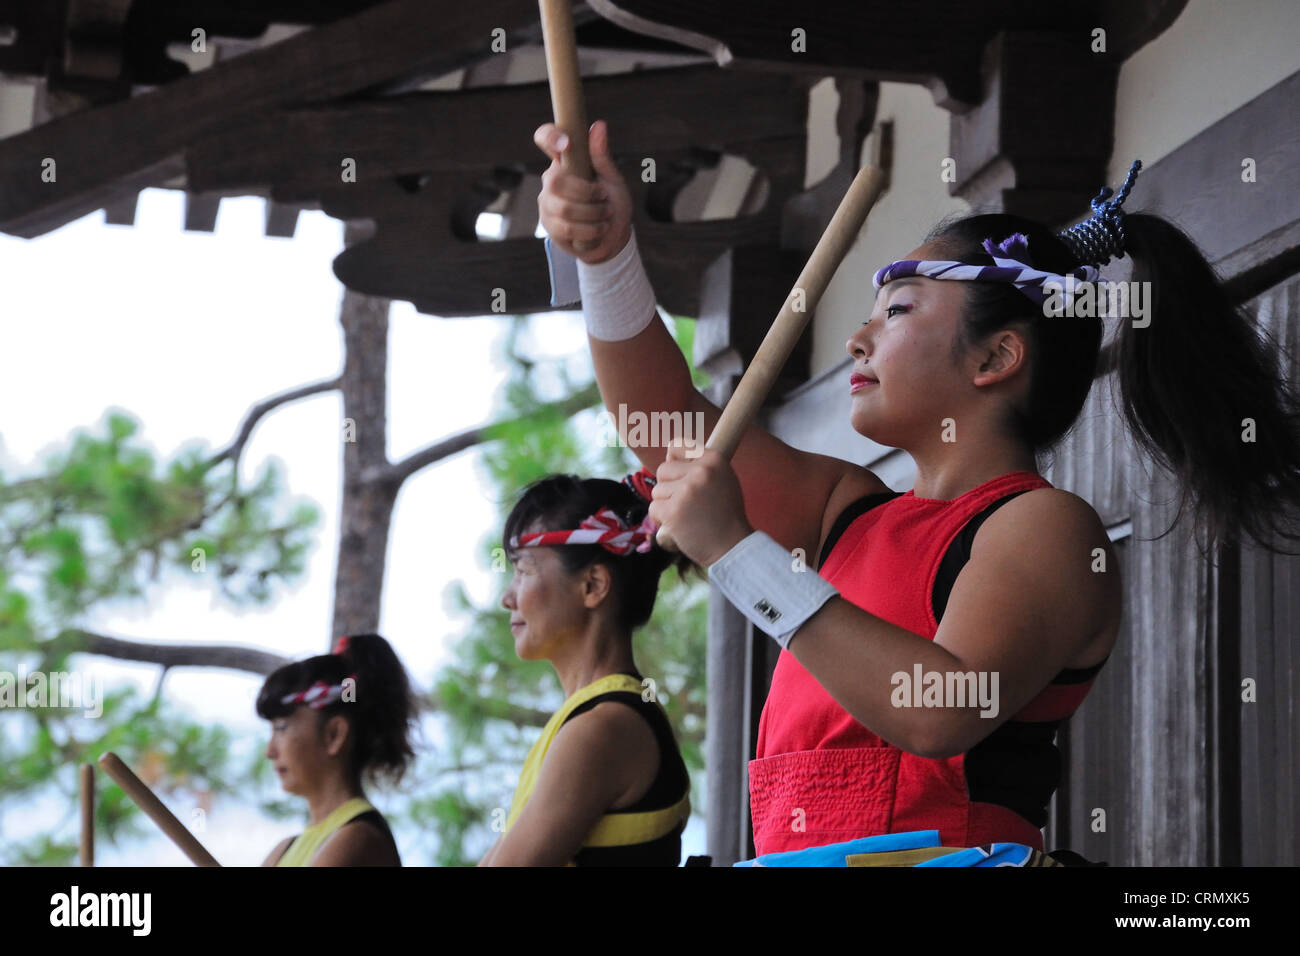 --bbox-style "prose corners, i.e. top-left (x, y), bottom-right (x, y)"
top-left (561, 684), bottom-right (690, 867)
top-left (964, 718), bottom-right (1064, 829)
top-left (930, 491), bottom-right (1030, 625)
top-left (818, 487), bottom-right (1111, 688)
top-left (562, 688), bottom-right (689, 814)
top-left (816, 491), bottom-right (903, 570)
